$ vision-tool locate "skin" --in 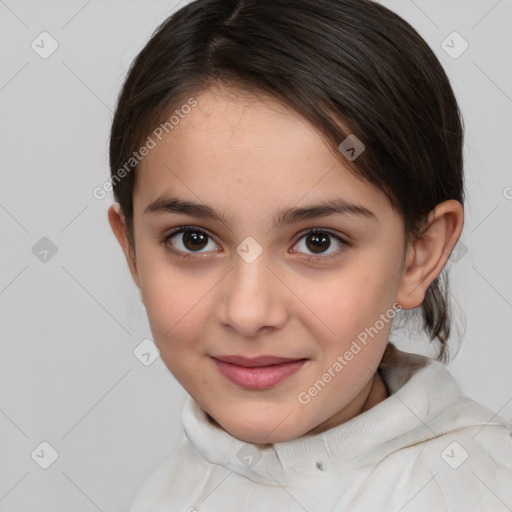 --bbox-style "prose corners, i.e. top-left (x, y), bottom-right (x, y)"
top-left (108, 82), bottom-right (464, 444)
